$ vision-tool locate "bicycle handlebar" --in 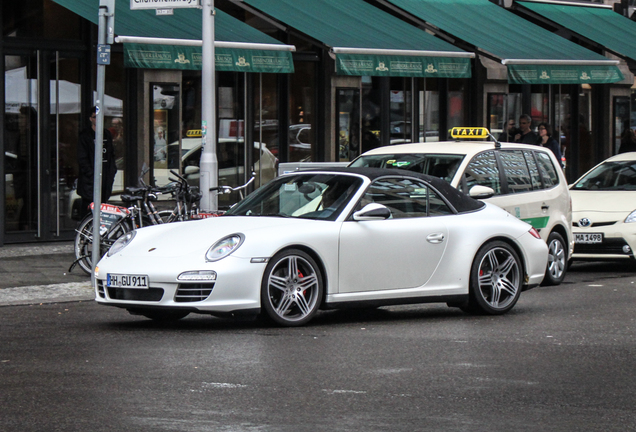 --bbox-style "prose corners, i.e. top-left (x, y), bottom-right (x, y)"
top-left (210, 174), bottom-right (255, 193)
